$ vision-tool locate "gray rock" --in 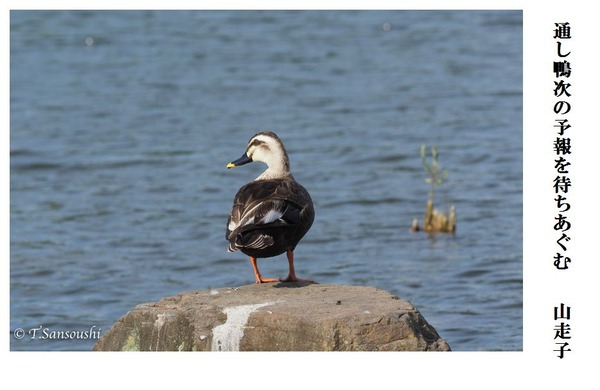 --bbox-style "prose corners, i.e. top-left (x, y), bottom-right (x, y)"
top-left (93, 283), bottom-right (450, 351)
